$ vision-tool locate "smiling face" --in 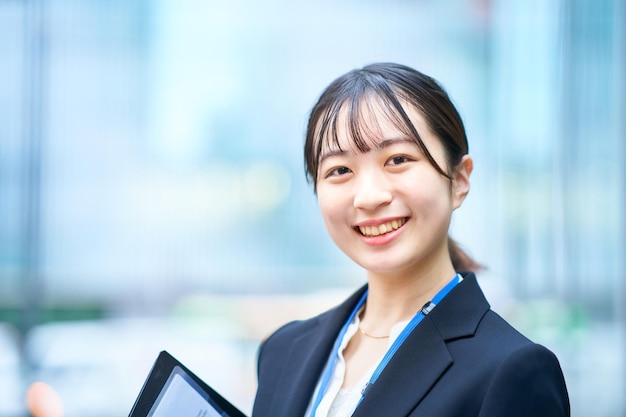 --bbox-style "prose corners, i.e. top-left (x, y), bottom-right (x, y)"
top-left (315, 98), bottom-right (472, 280)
